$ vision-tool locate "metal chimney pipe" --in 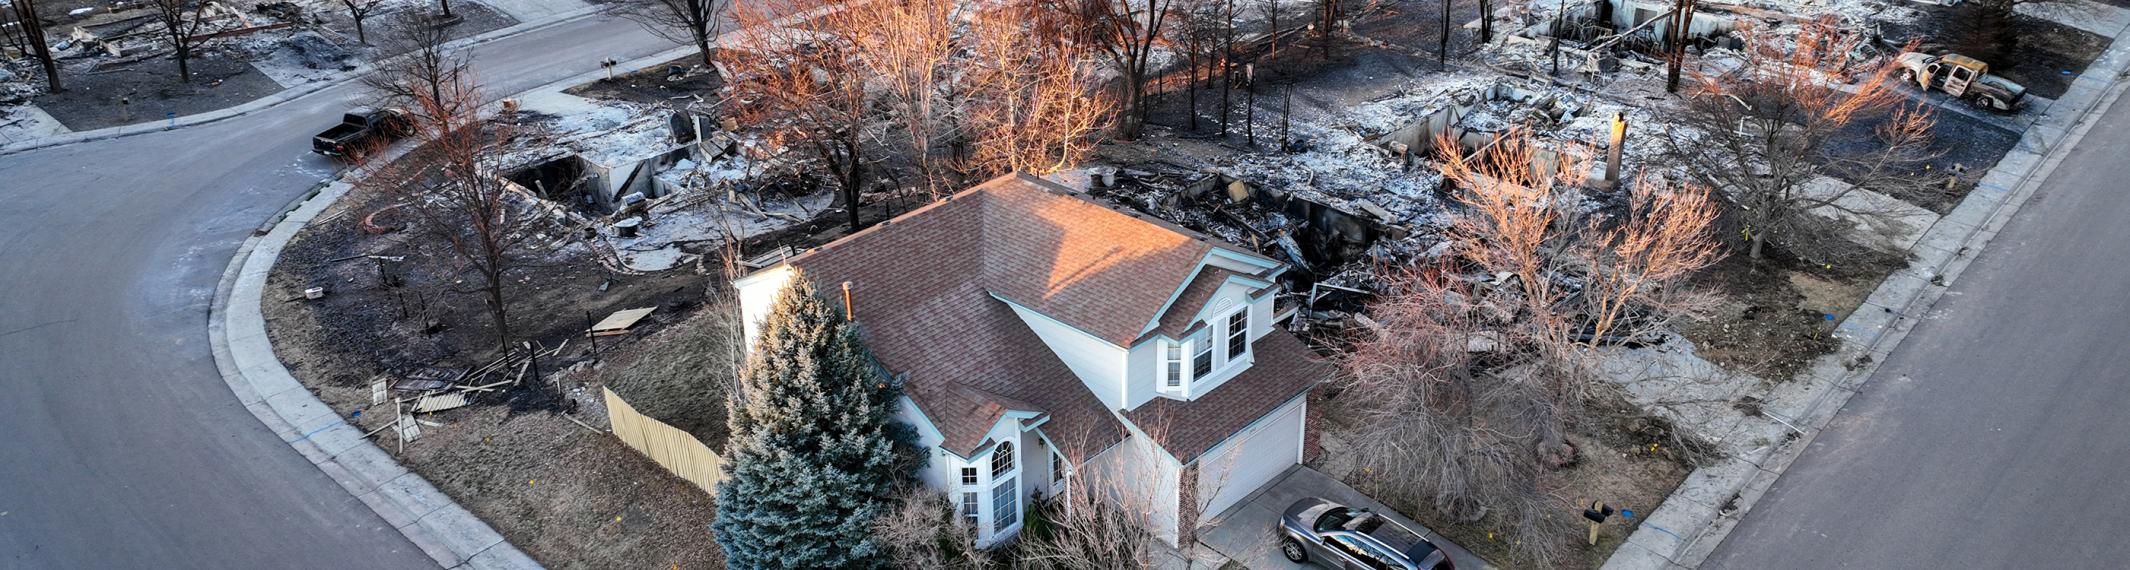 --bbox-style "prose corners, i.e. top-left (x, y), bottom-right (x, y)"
top-left (842, 281), bottom-right (854, 320)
